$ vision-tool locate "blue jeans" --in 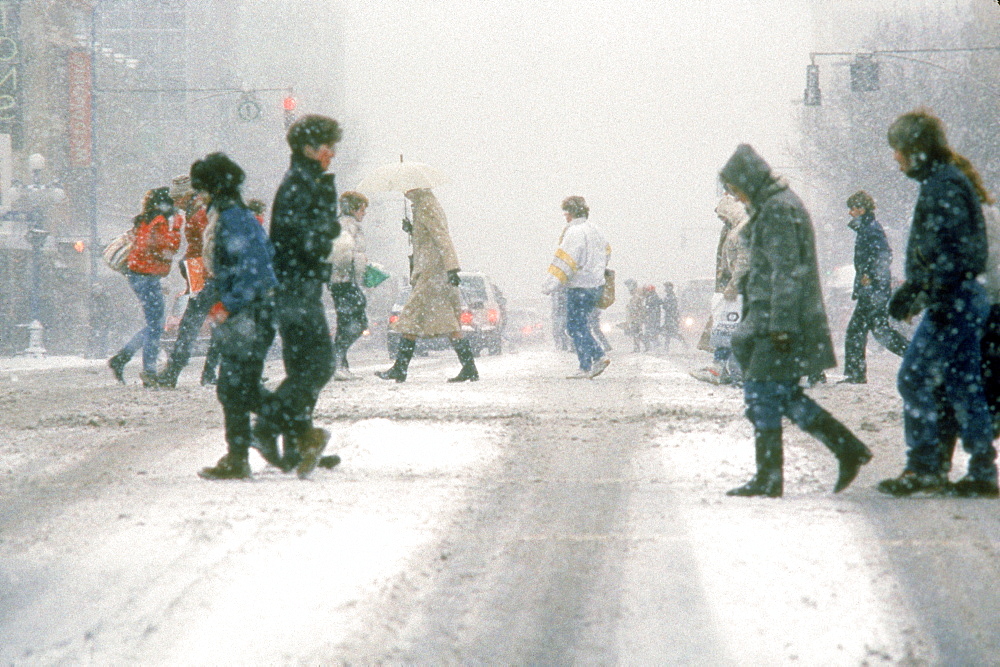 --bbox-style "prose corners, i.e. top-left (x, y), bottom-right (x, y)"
top-left (566, 287), bottom-right (604, 371)
top-left (123, 271), bottom-right (165, 373)
top-left (898, 281), bottom-right (997, 480)
top-left (743, 380), bottom-right (823, 432)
